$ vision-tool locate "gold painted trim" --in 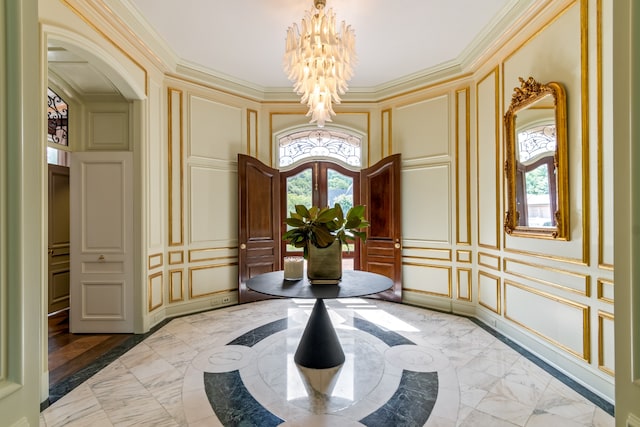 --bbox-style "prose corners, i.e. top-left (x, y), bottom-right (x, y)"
top-left (169, 269), bottom-right (184, 303)
top-left (478, 252), bottom-right (500, 271)
top-left (456, 268), bottom-right (472, 301)
top-left (580, 0), bottom-right (591, 265)
top-left (596, 0), bottom-right (611, 270)
top-left (456, 250), bottom-right (472, 263)
top-left (475, 66), bottom-right (501, 250)
top-left (503, 247), bottom-right (587, 266)
top-left (168, 88), bottom-right (184, 246)
top-left (382, 108), bottom-right (392, 160)
top-left (148, 271), bottom-right (163, 312)
top-left (504, 280), bottom-right (590, 362)
top-left (478, 270), bottom-right (501, 314)
top-left (247, 109), bottom-right (258, 156)
top-left (61, 0), bottom-right (149, 95)
top-left (188, 247), bottom-right (238, 263)
top-left (456, 87), bottom-right (472, 245)
top-left (402, 262), bottom-right (452, 298)
top-left (188, 263), bottom-right (239, 299)
top-left (402, 247), bottom-right (452, 261)
top-left (597, 278), bottom-right (614, 304)
top-left (168, 250), bottom-right (184, 265)
top-left (597, 310), bottom-right (615, 376)
top-left (503, 257), bottom-right (589, 296)
top-left (148, 253), bottom-right (163, 270)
